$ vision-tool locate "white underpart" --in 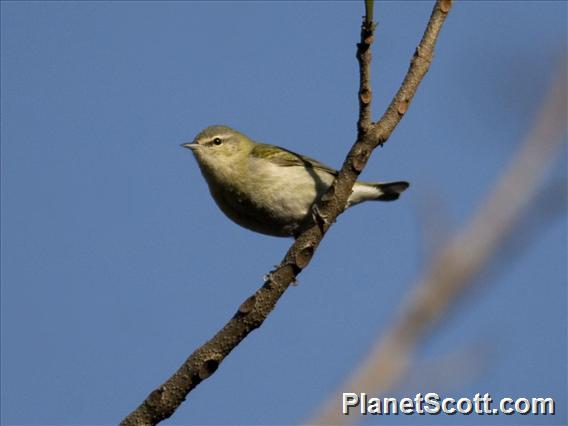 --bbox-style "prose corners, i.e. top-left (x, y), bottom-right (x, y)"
top-left (249, 158), bottom-right (335, 222)
top-left (248, 157), bottom-right (384, 217)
